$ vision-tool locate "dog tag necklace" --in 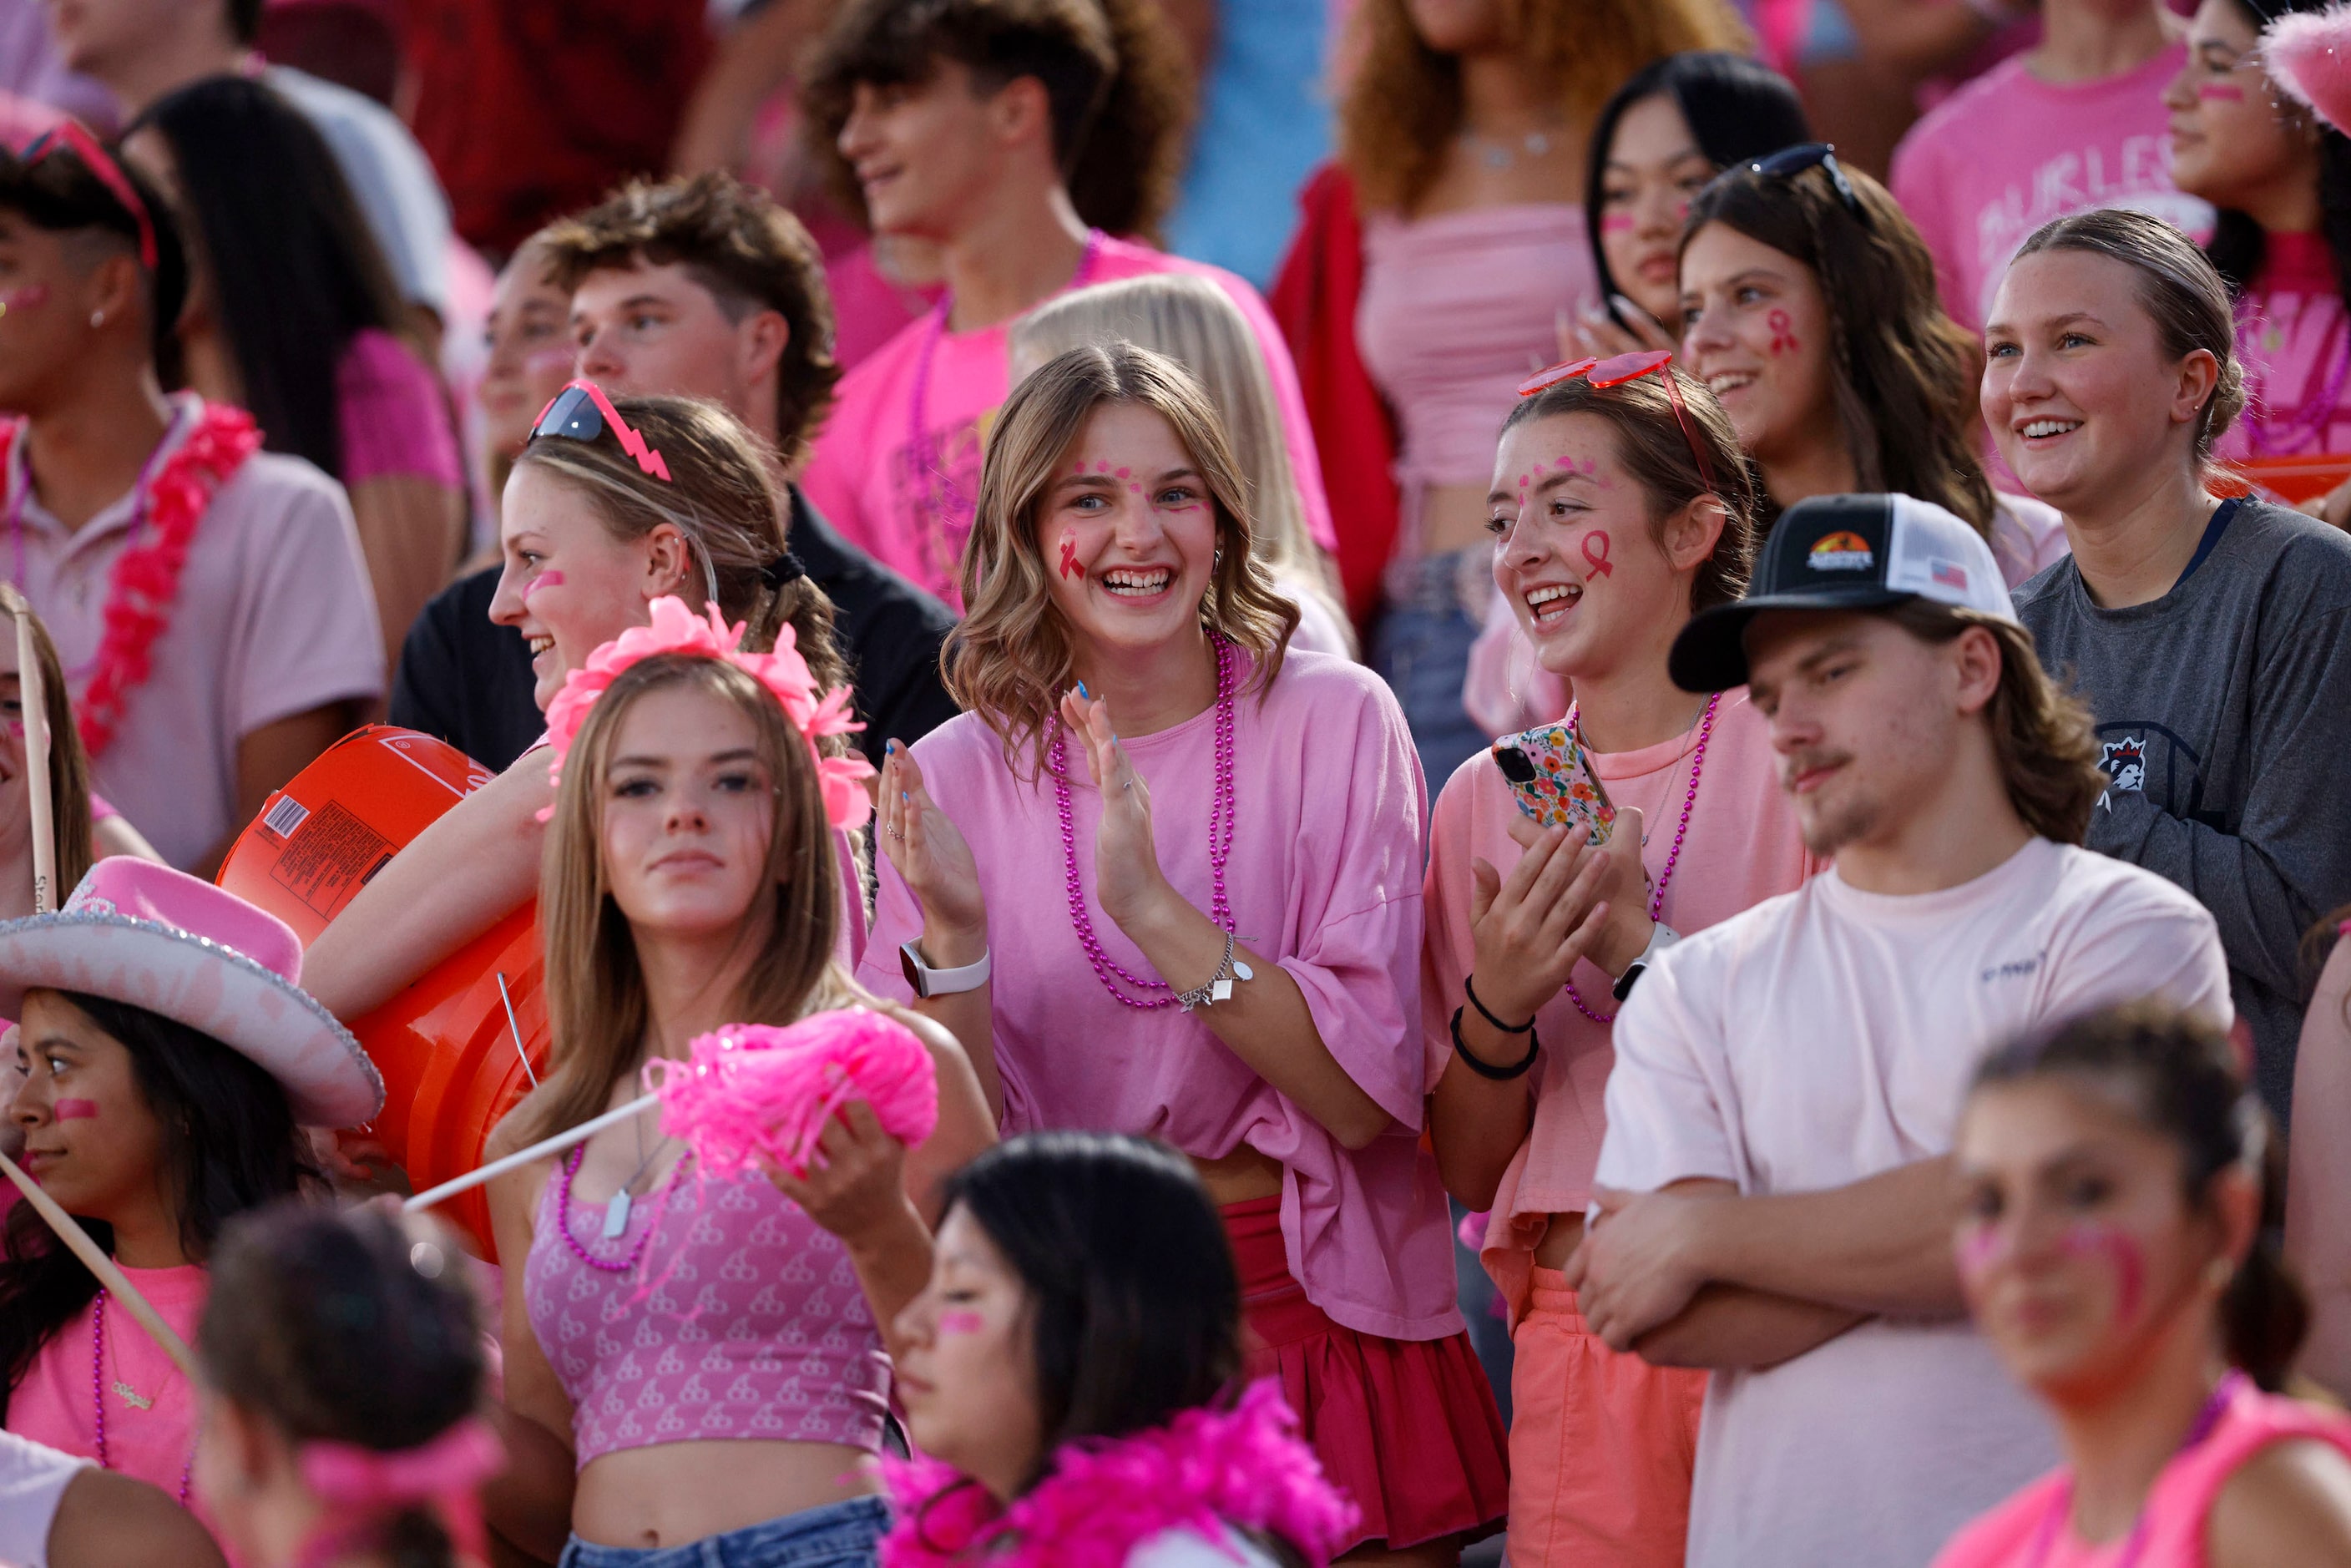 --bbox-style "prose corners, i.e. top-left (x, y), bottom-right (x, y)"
top-left (604, 1115), bottom-right (666, 1237)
